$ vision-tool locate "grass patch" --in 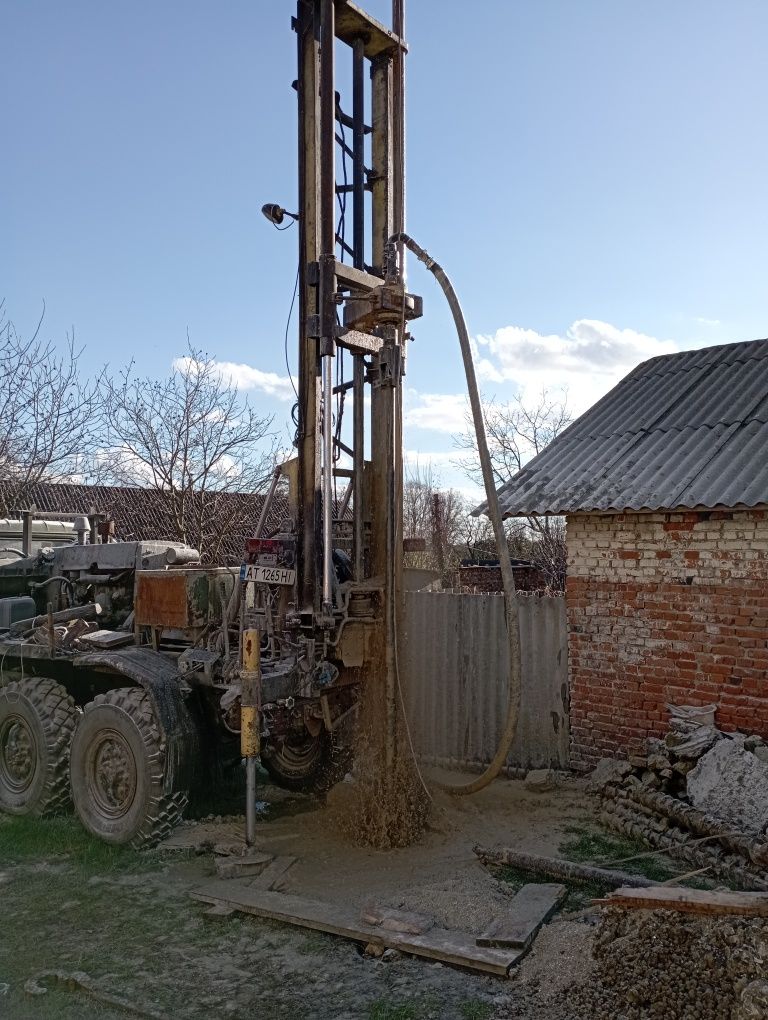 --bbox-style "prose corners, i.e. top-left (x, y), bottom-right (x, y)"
top-left (459, 999), bottom-right (494, 1020)
top-left (0, 813), bottom-right (187, 875)
top-left (558, 824), bottom-right (680, 882)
